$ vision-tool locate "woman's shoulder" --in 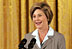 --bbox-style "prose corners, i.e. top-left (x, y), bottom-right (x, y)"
top-left (24, 31), bottom-right (35, 39)
top-left (54, 31), bottom-right (65, 40)
top-left (24, 32), bottom-right (32, 37)
top-left (54, 31), bottom-right (64, 36)
top-left (54, 31), bottom-right (66, 49)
